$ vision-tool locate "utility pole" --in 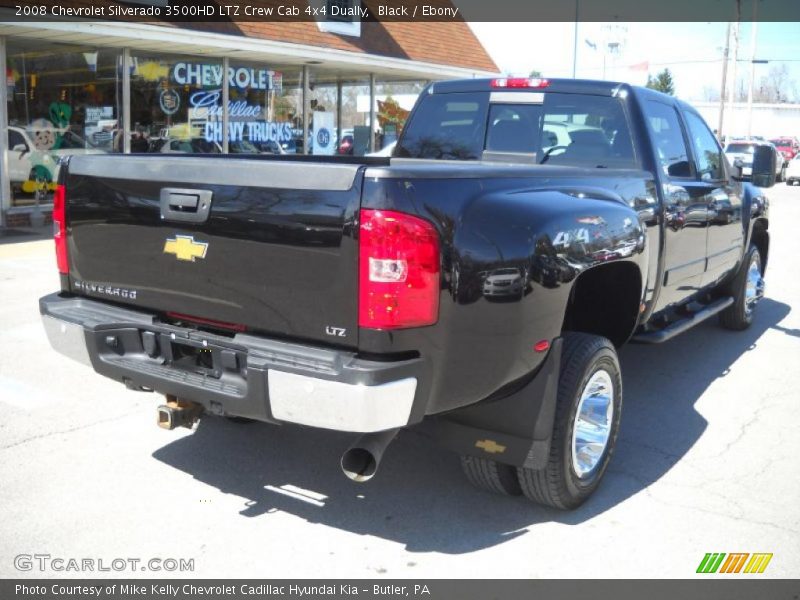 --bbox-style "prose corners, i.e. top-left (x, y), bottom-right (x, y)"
top-left (718, 22), bottom-right (731, 138)
top-left (727, 0), bottom-right (741, 136)
top-left (0, 36), bottom-right (8, 228)
top-left (572, 0), bottom-right (579, 78)
top-left (746, 20), bottom-right (758, 138)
